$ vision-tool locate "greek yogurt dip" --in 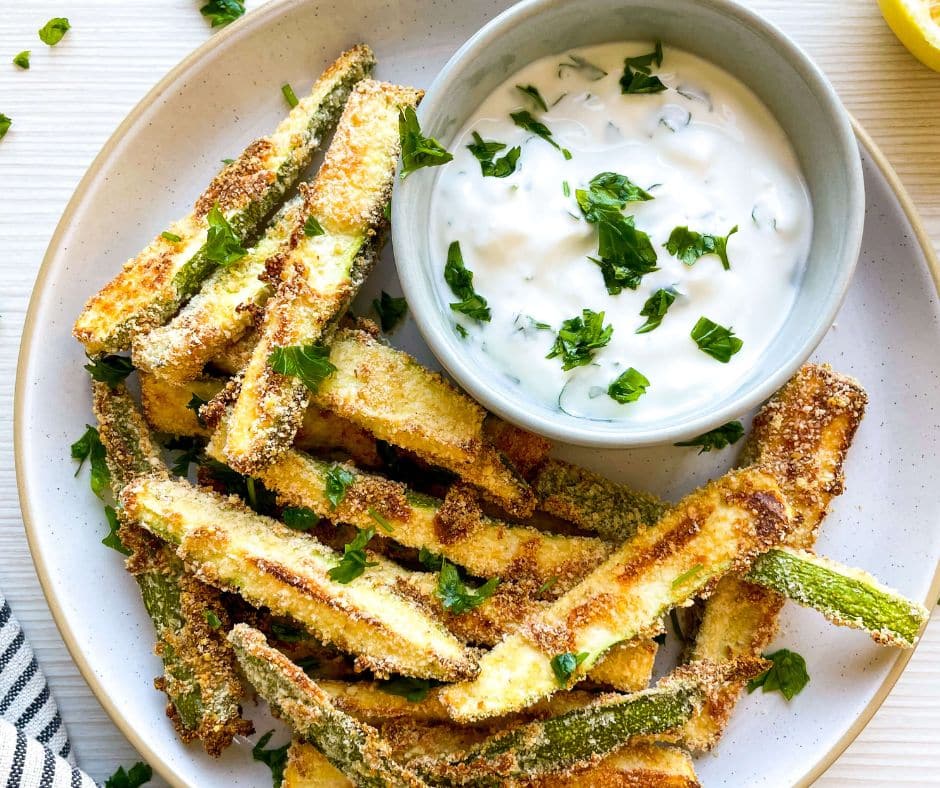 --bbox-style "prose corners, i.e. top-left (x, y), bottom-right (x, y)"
top-left (428, 41), bottom-right (813, 422)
